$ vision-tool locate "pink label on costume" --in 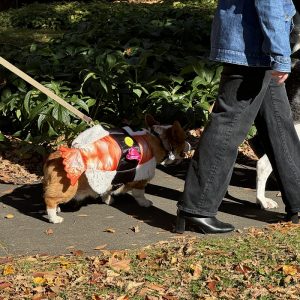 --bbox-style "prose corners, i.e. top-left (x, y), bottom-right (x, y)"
top-left (126, 147), bottom-right (141, 161)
